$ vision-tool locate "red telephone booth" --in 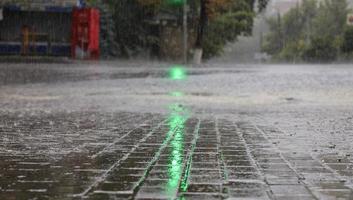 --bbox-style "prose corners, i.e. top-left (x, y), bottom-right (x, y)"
top-left (72, 8), bottom-right (100, 59)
